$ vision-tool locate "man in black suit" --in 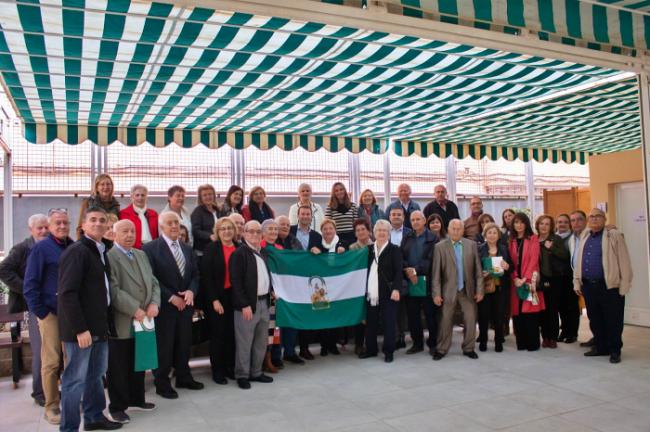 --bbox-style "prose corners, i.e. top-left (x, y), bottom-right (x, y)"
top-left (58, 206), bottom-right (122, 431)
top-left (422, 184), bottom-right (461, 228)
top-left (143, 211), bottom-right (203, 399)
